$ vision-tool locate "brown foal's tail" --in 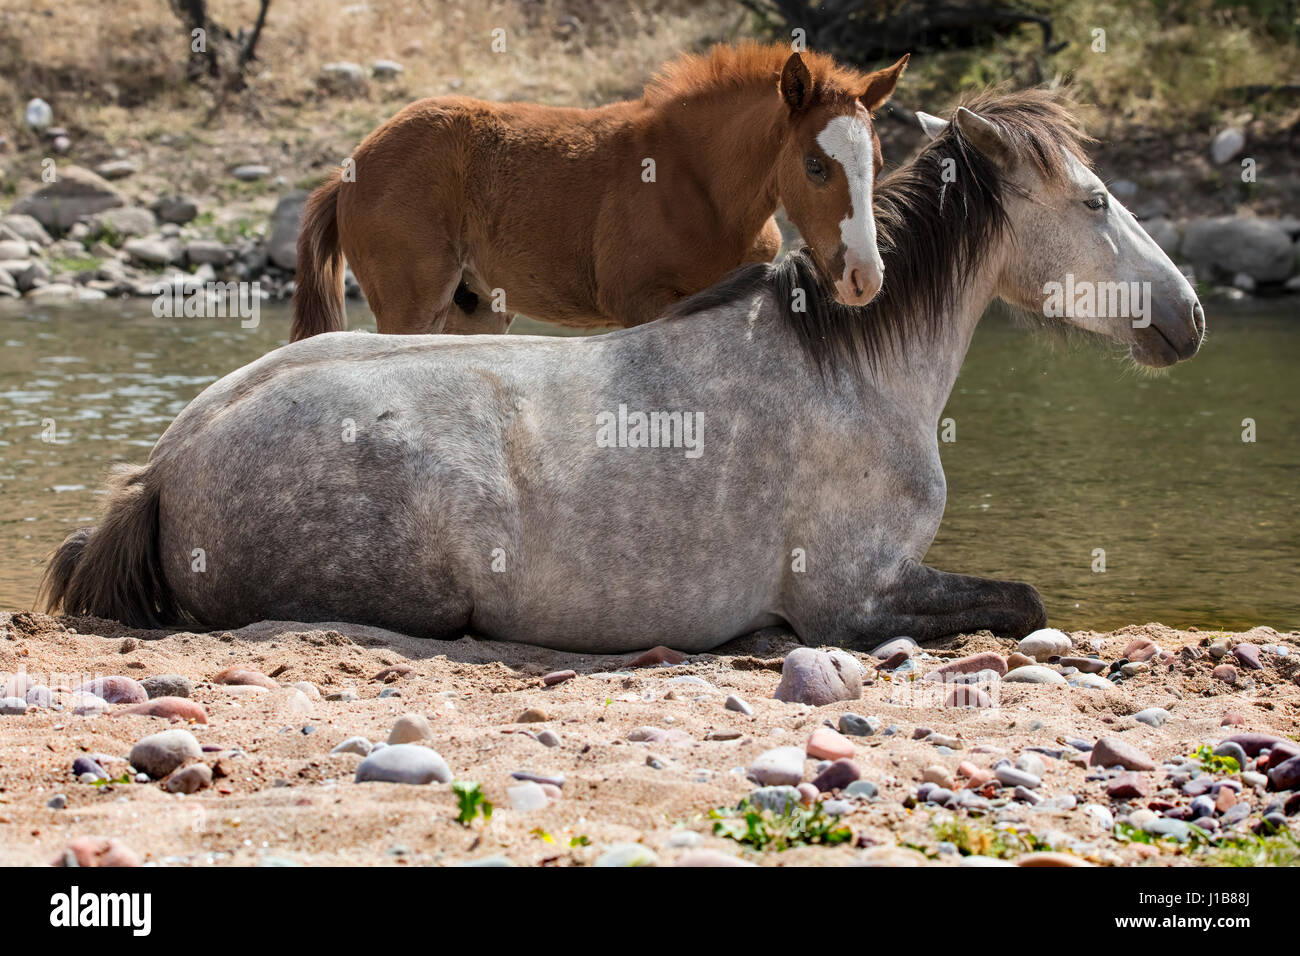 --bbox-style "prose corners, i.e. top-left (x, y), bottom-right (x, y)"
top-left (37, 464), bottom-right (180, 628)
top-left (290, 174), bottom-right (347, 341)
